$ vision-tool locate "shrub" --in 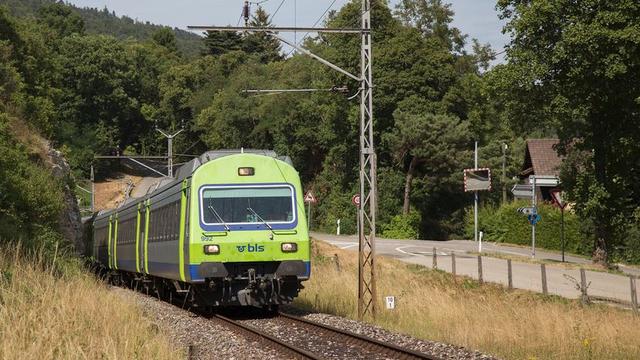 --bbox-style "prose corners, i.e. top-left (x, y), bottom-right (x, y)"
top-left (464, 200), bottom-right (588, 255)
top-left (382, 211), bottom-right (421, 239)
